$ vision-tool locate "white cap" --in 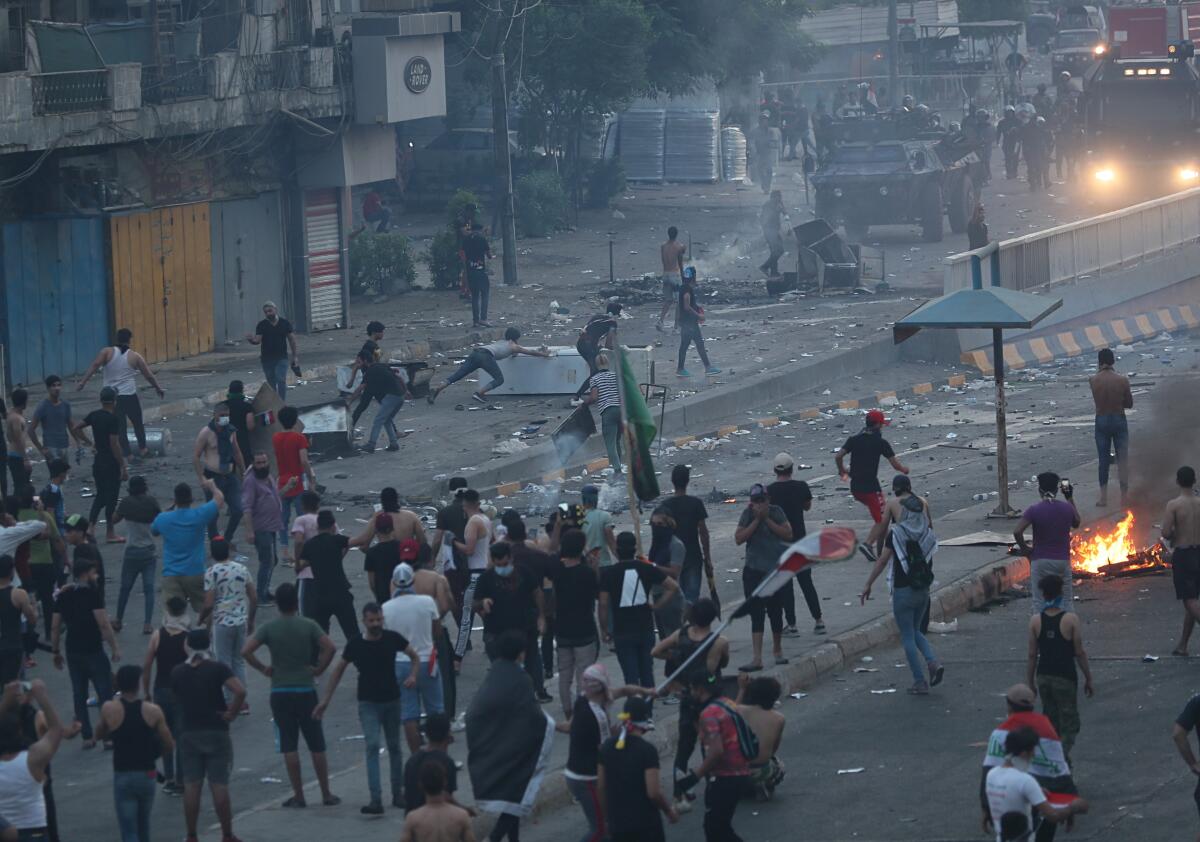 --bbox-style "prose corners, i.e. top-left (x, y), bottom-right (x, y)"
top-left (391, 563), bottom-right (414, 588)
top-left (773, 452), bottom-right (794, 472)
